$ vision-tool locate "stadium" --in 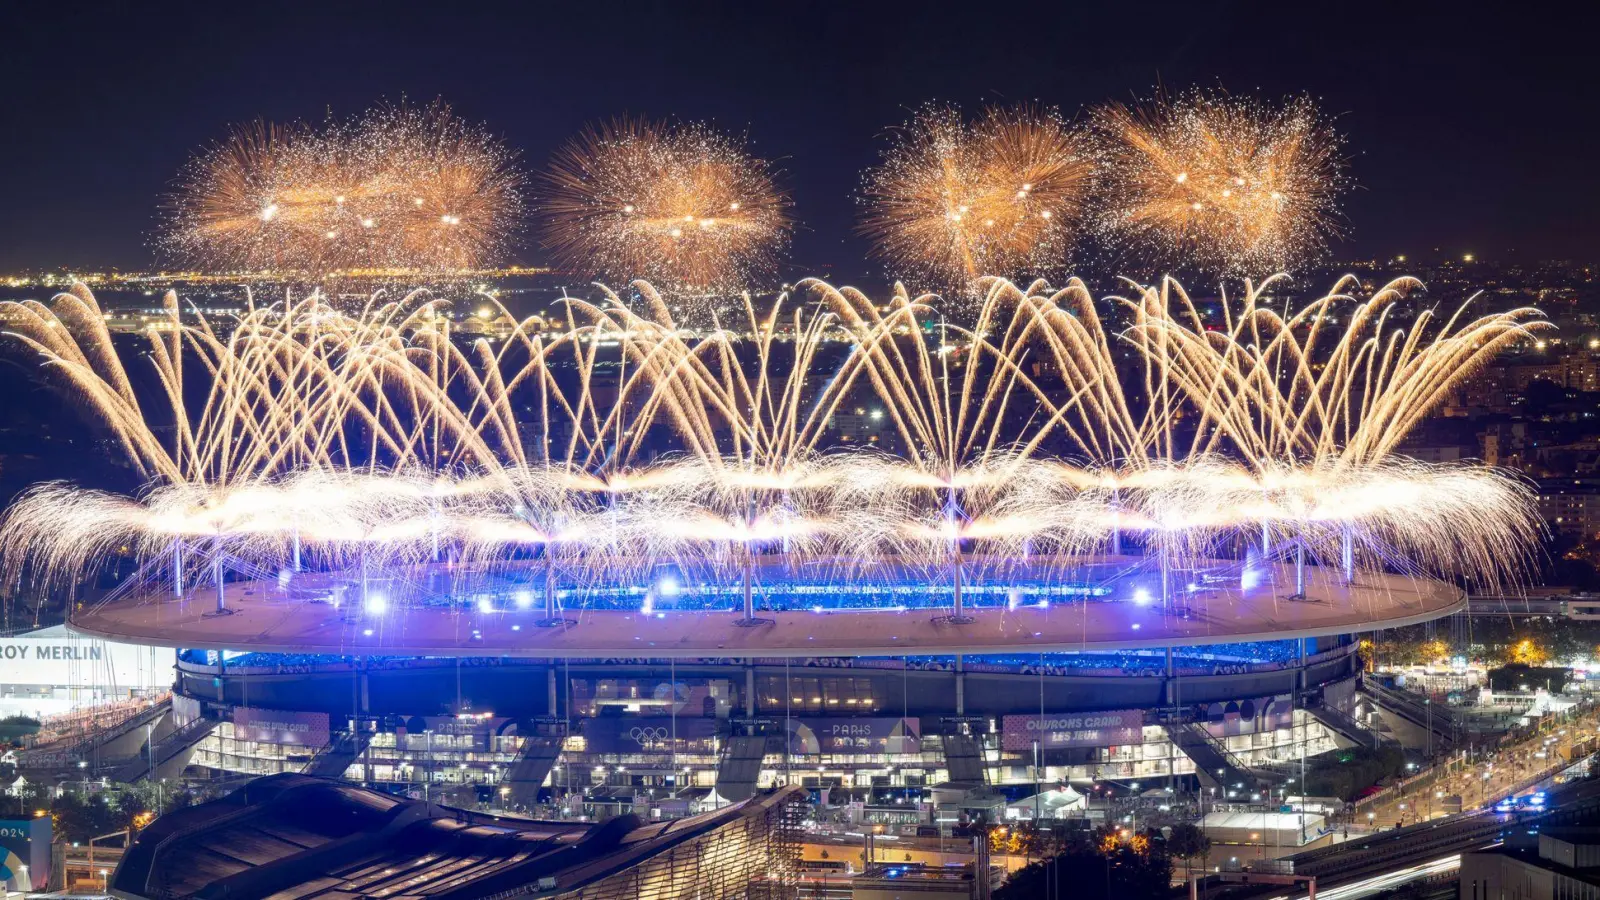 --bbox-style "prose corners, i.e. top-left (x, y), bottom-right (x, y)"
top-left (0, 275), bottom-right (1542, 825)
